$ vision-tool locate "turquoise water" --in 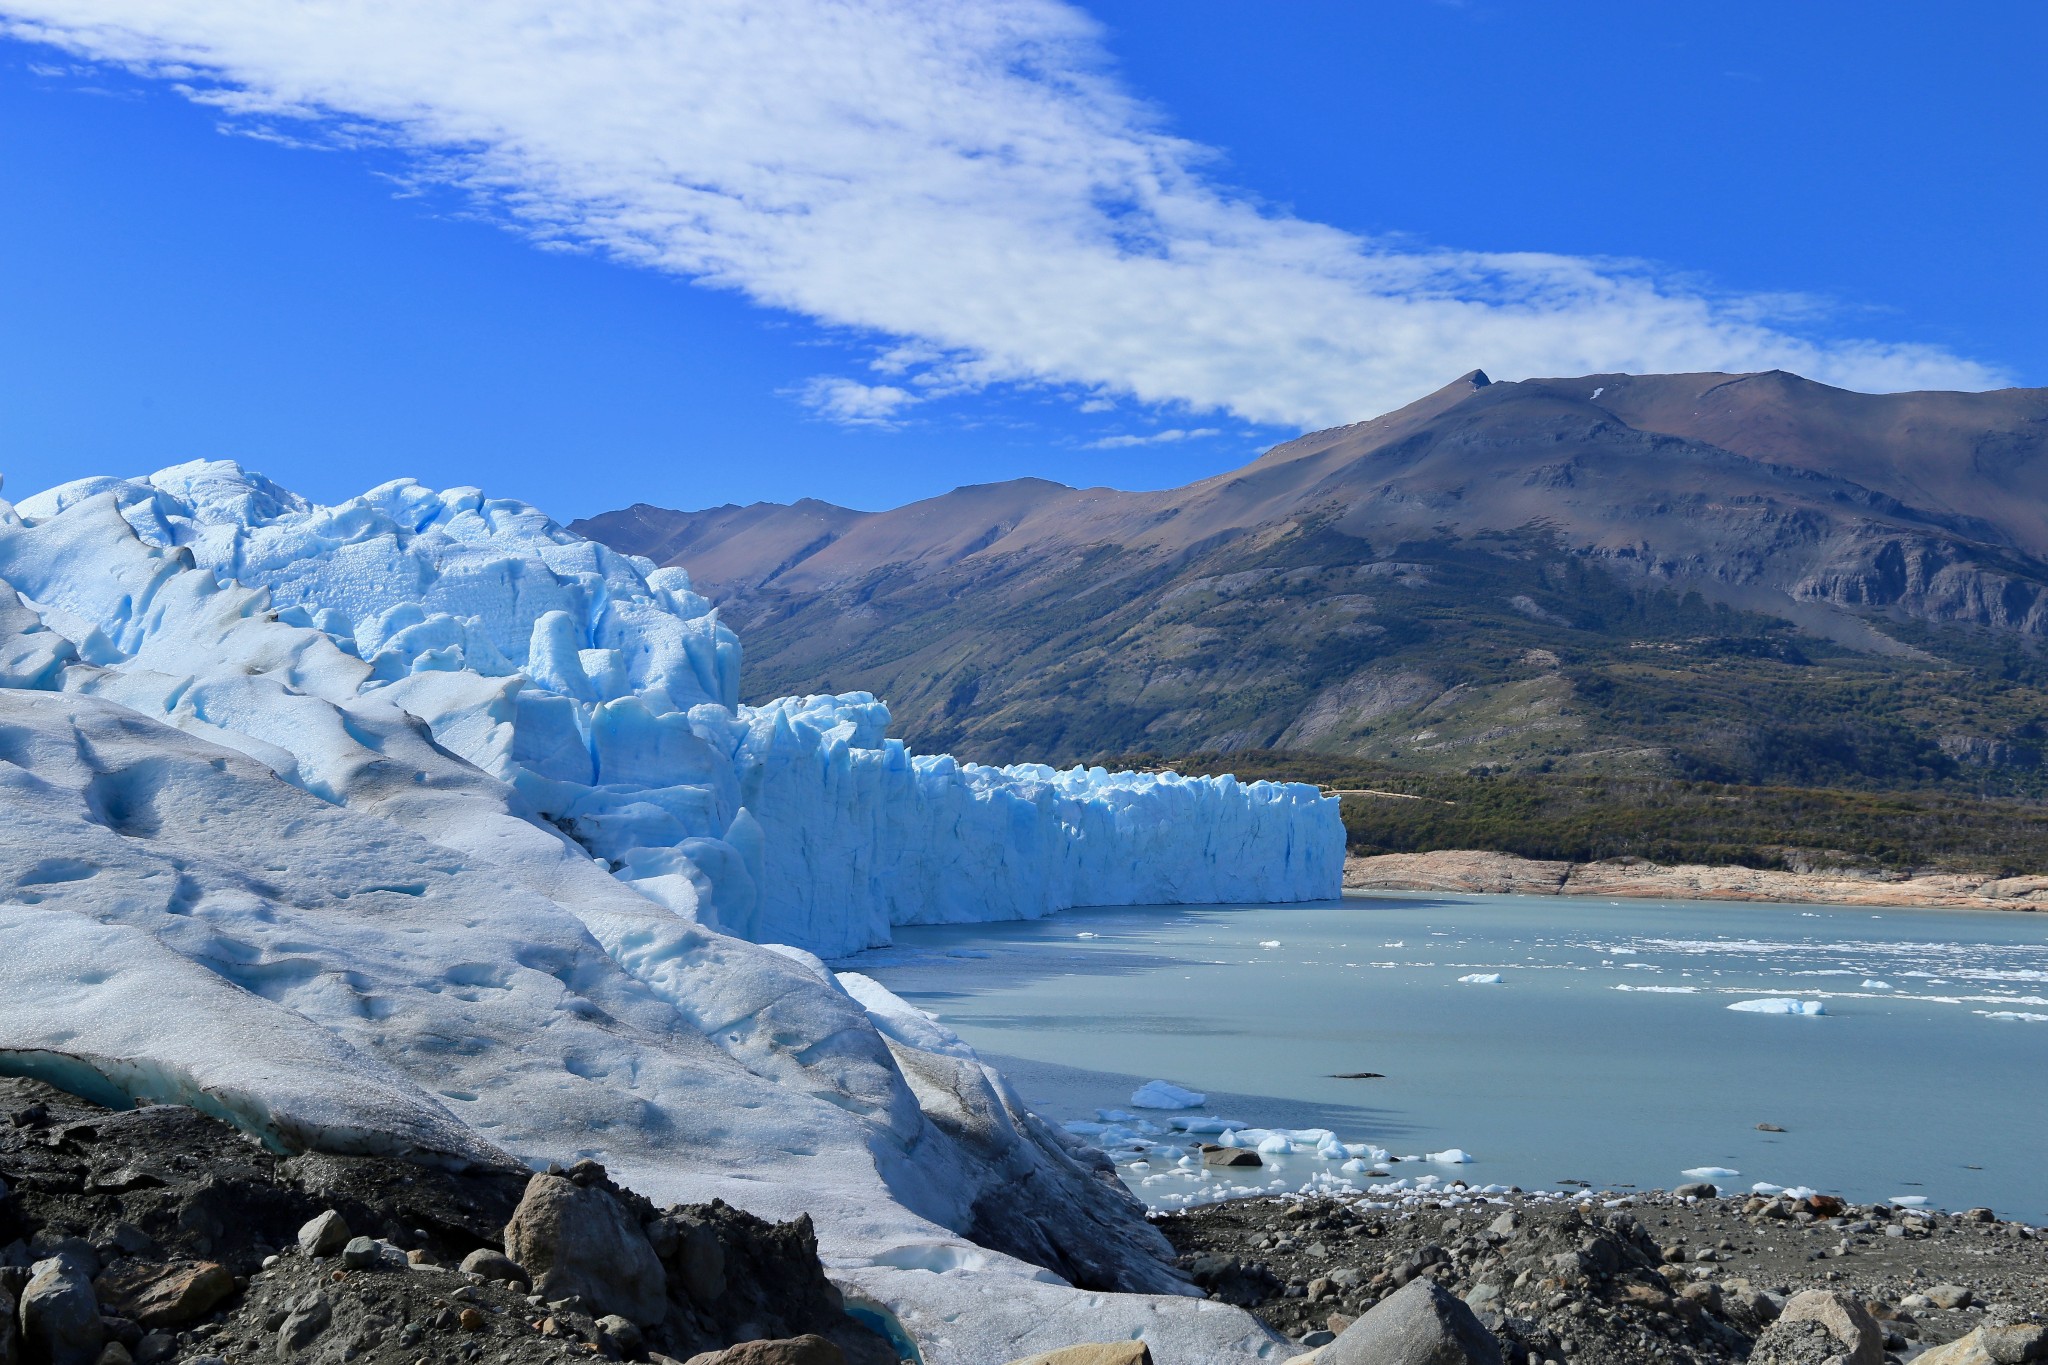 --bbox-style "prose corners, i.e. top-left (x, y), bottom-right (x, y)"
top-left (844, 892), bottom-right (2048, 1222)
